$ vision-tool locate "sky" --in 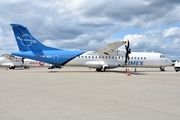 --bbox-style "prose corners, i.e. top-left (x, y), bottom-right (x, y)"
top-left (0, 0), bottom-right (180, 60)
